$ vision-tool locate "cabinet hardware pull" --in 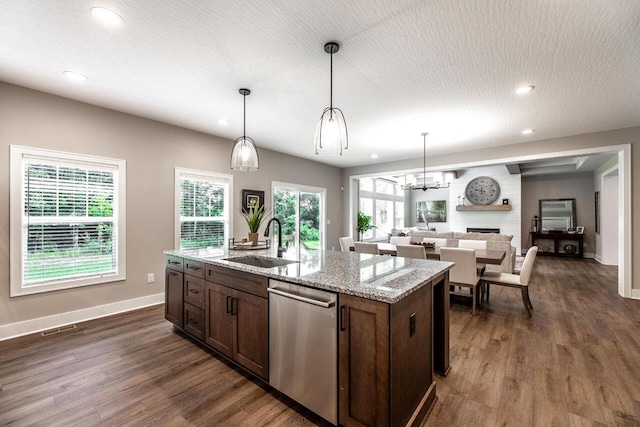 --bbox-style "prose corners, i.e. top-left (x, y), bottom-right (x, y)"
top-left (188, 289), bottom-right (199, 294)
top-left (168, 272), bottom-right (178, 276)
top-left (339, 305), bottom-right (346, 331)
top-left (231, 297), bottom-right (238, 316)
top-left (169, 261), bottom-right (180, 265)
top-left (187, 266), bottom-right (201, 270)
top-left (409, 312), bottom-right (416, 337)
top-left (226, 296), bottom-right (232, 313)
top-left (189, 318), bottom-right (199, 325)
